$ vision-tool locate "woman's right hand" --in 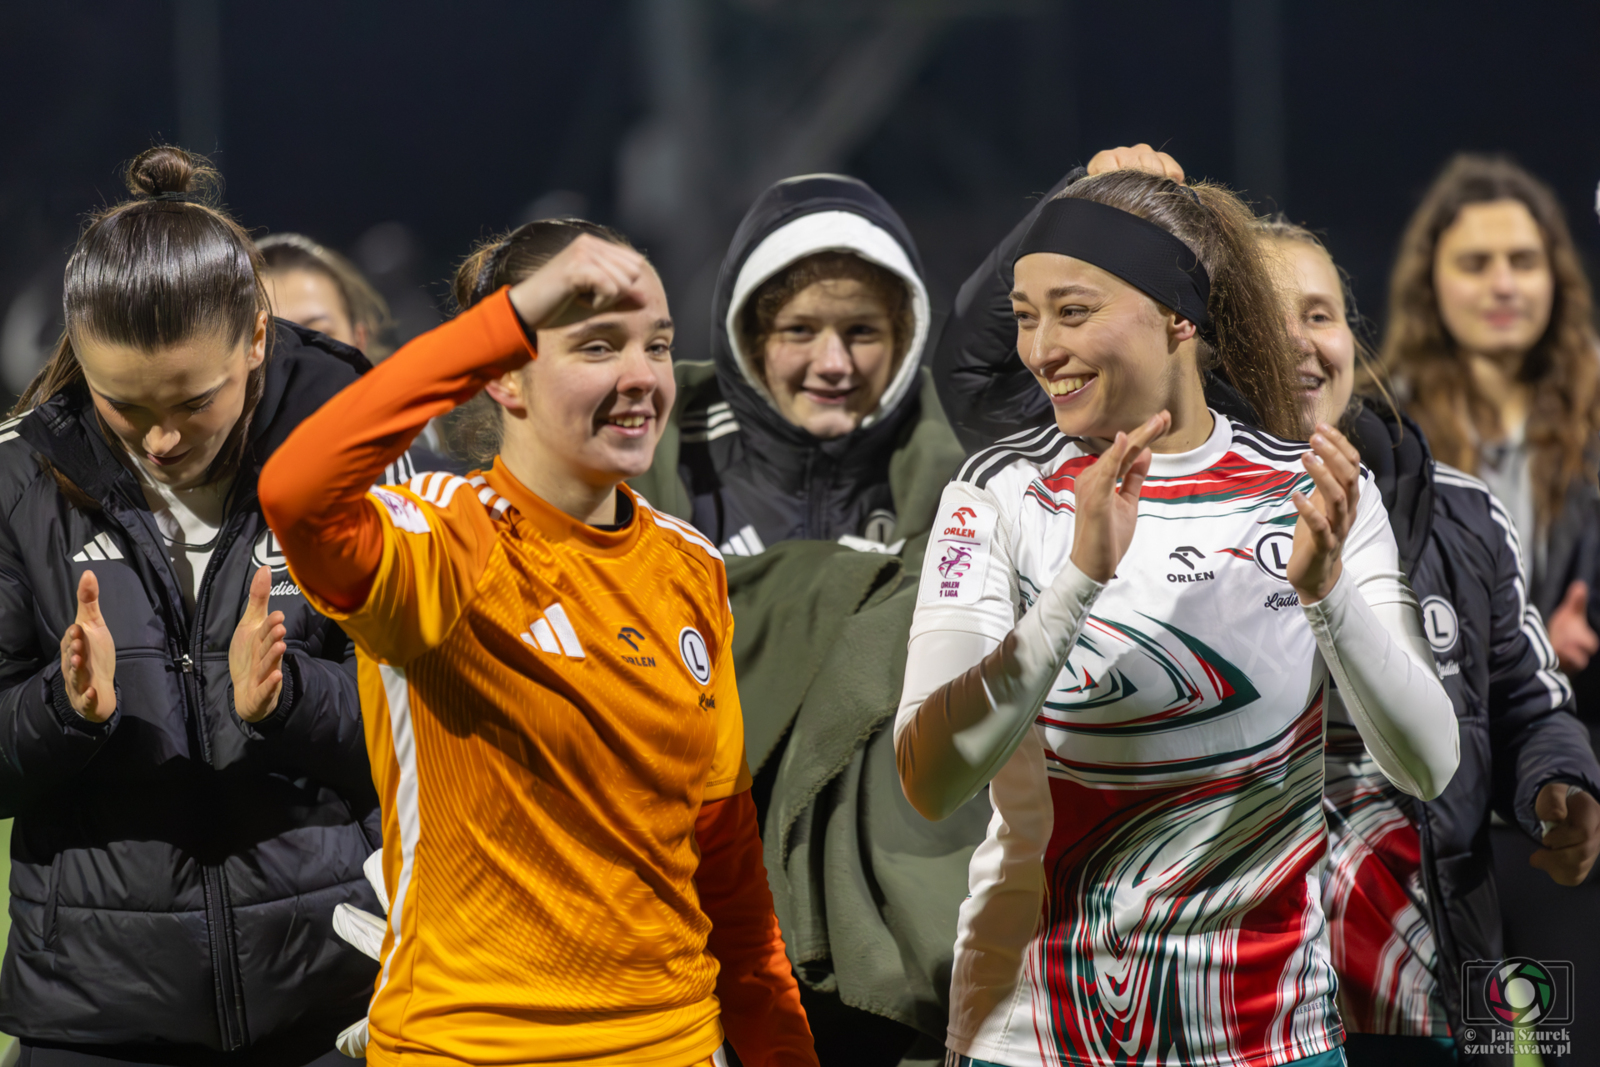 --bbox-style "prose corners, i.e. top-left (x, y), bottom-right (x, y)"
top-left (507, 234), bottom-right (653, 333)
top-left (59, 570), bottom-right (116, 723)
top-left (1069, 411), bottom-right (1169, 583)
